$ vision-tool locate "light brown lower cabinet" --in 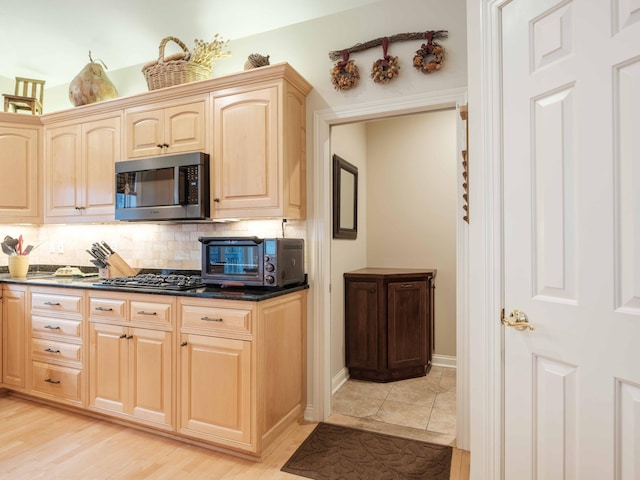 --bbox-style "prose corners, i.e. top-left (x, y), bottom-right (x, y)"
top-left (0, 285), bottom-right (306, 460)
top-left (177, 291), bottom-right (307, 456)
top-left (88, 293), bottom-right (174, 430)
top-left (28, 287), bottom-right (85, 406)
top-left (179, 333), bottom-right (252, 446)
top-left (2, 285), bottom-right (26, 389)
